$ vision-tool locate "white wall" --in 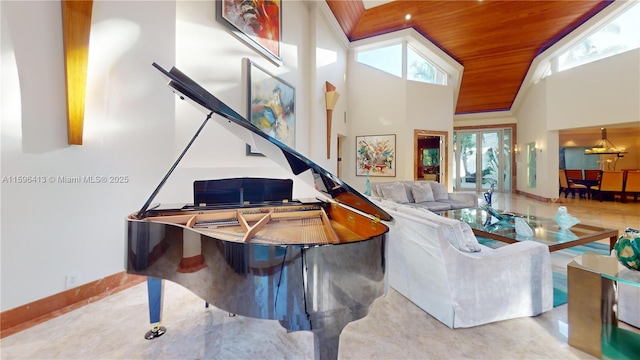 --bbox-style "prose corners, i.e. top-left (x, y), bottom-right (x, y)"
top-left (406, 79), bottom-right (455, 188)
top-left (546, 49), bottom-right (640, 130)
top-left (312, 3), bottom-right (348, 171)
top-left (344, 64), bottom-right (405, 192)
top-left (1, 1), bottom-right (176, 310)
top-left (516, 48), bottom-right (640, 199)
top-left (343, 59), bottom-right (455, 191)
top-left (516, 80), bottom-right (551, 198)
top-left (0, 1), bottom-right (345, 311)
